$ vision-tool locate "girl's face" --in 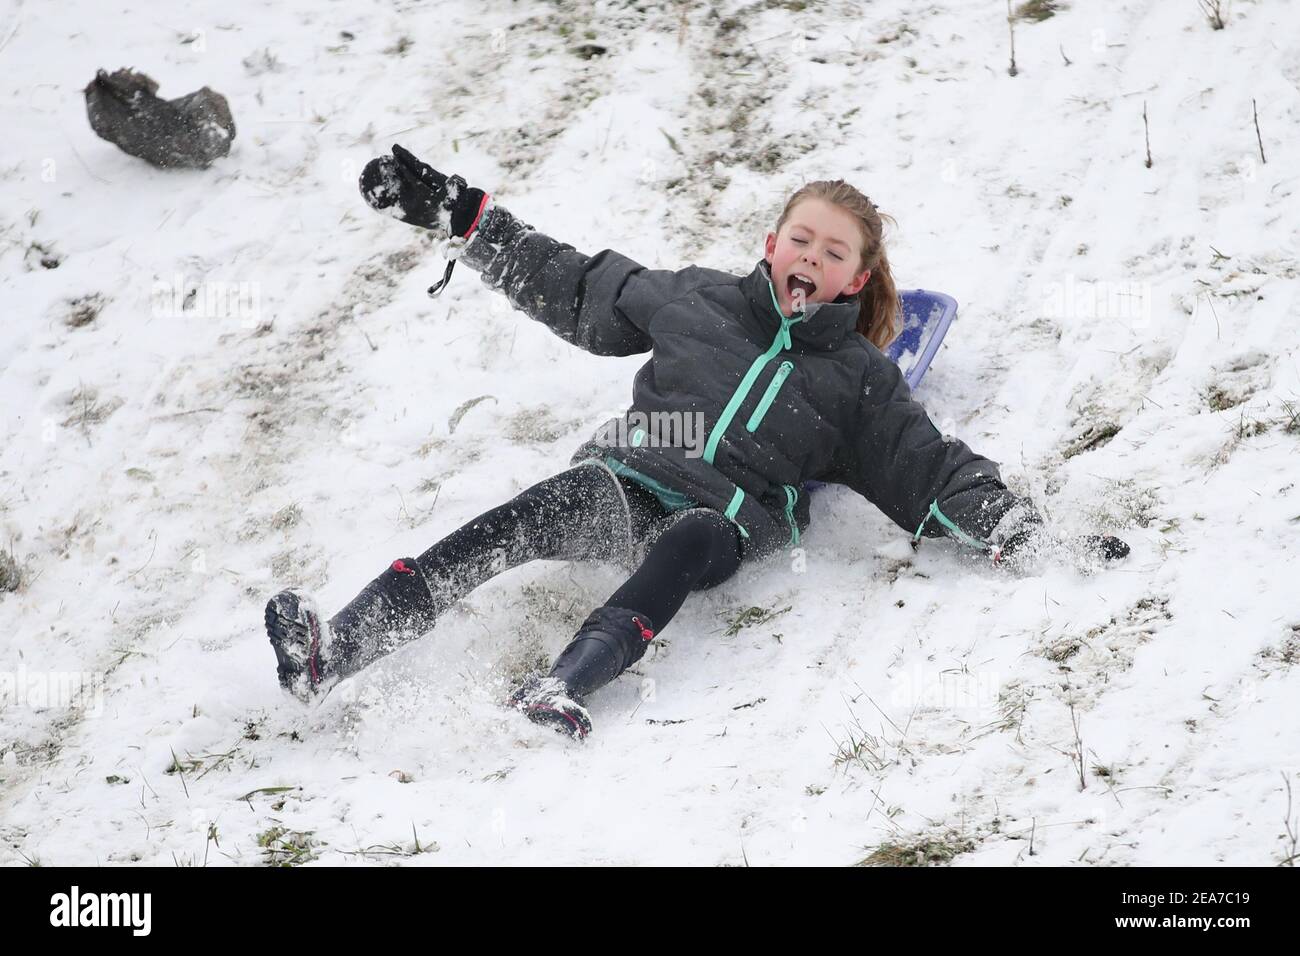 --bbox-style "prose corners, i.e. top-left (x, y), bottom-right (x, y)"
top-left (764, 197), bottom-right (872, 317)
